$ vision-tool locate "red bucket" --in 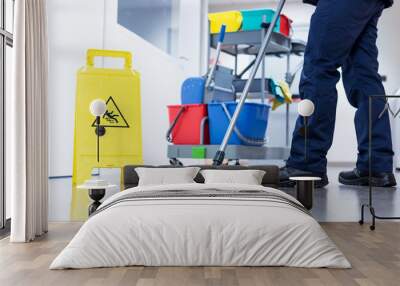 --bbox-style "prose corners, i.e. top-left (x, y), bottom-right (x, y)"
top-left (167, 104), bottom-right (209, 145)
top-left (279, 14), bottom-right (292, 37)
